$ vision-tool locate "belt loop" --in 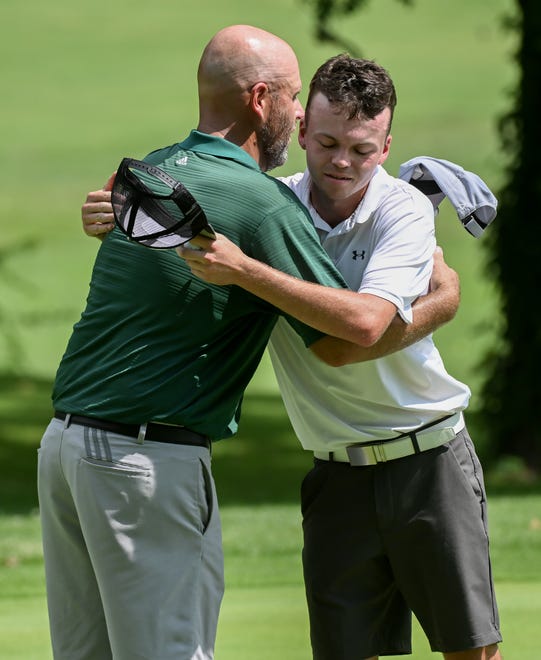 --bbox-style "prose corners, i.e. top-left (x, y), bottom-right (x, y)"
top-left (64, 413), bottom-right (72, 429)
top-left (409, 432), bottom-right (421, 454)
top-left (329, 451), bottom-right (334, 462)
top-left (374, 444), bottom-right (386, 462)
top-left (137, 423), bottom-right (147, 444)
